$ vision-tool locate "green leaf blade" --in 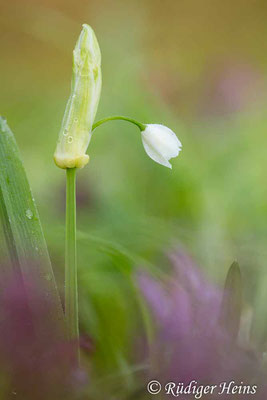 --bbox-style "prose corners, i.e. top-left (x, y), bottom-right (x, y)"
top-left (0, 117), bottom-right (65, 328)
top-left (219, 261), bottom-right (243, 341)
